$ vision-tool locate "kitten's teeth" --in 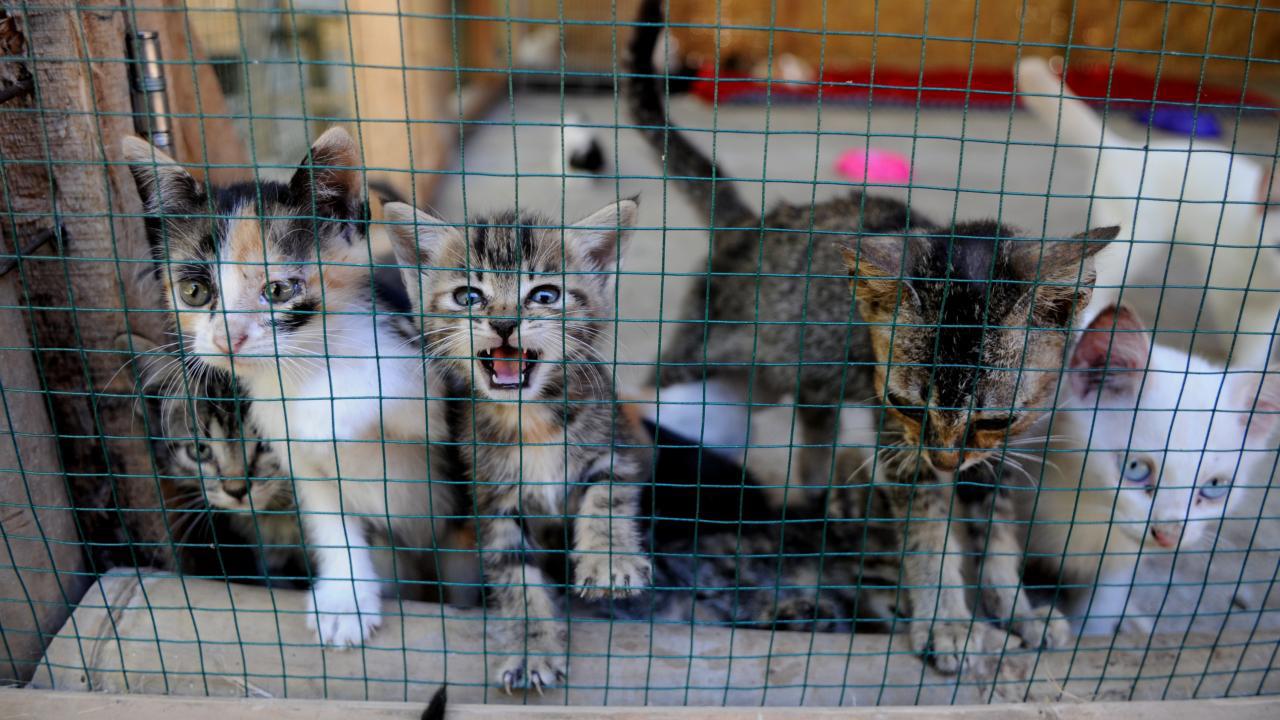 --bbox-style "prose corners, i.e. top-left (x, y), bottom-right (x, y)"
top-left (491, 373), bottom-right (501, 385)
